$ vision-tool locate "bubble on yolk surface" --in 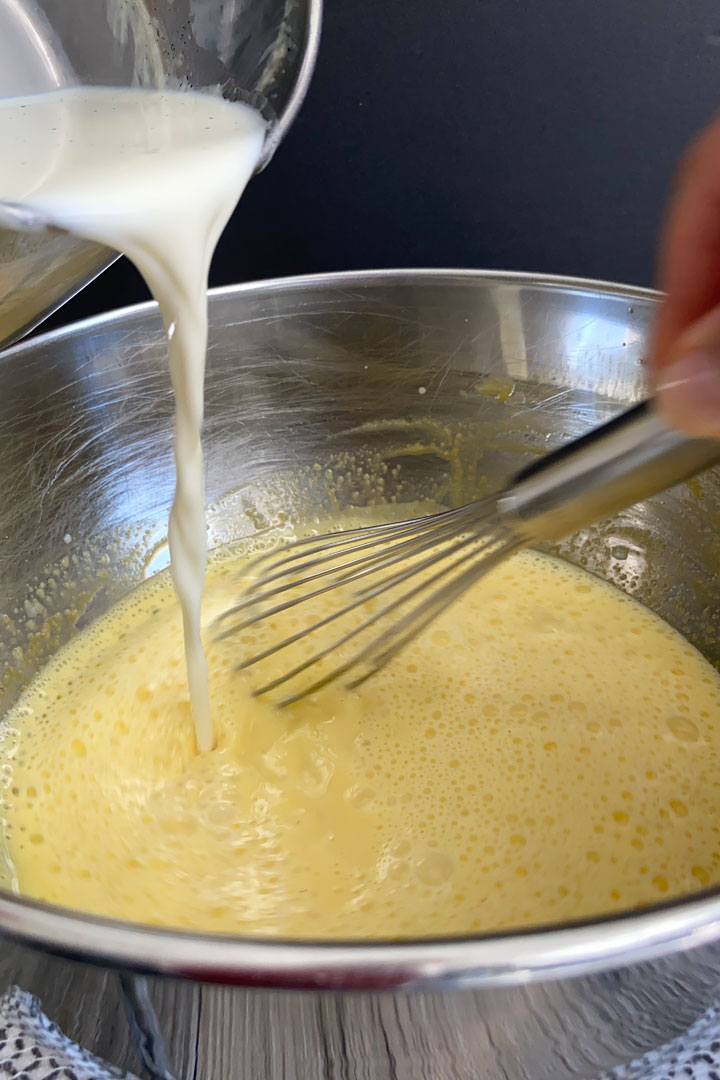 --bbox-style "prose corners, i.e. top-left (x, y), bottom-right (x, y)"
top-left (1, 542), bottom-right (720, 938)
